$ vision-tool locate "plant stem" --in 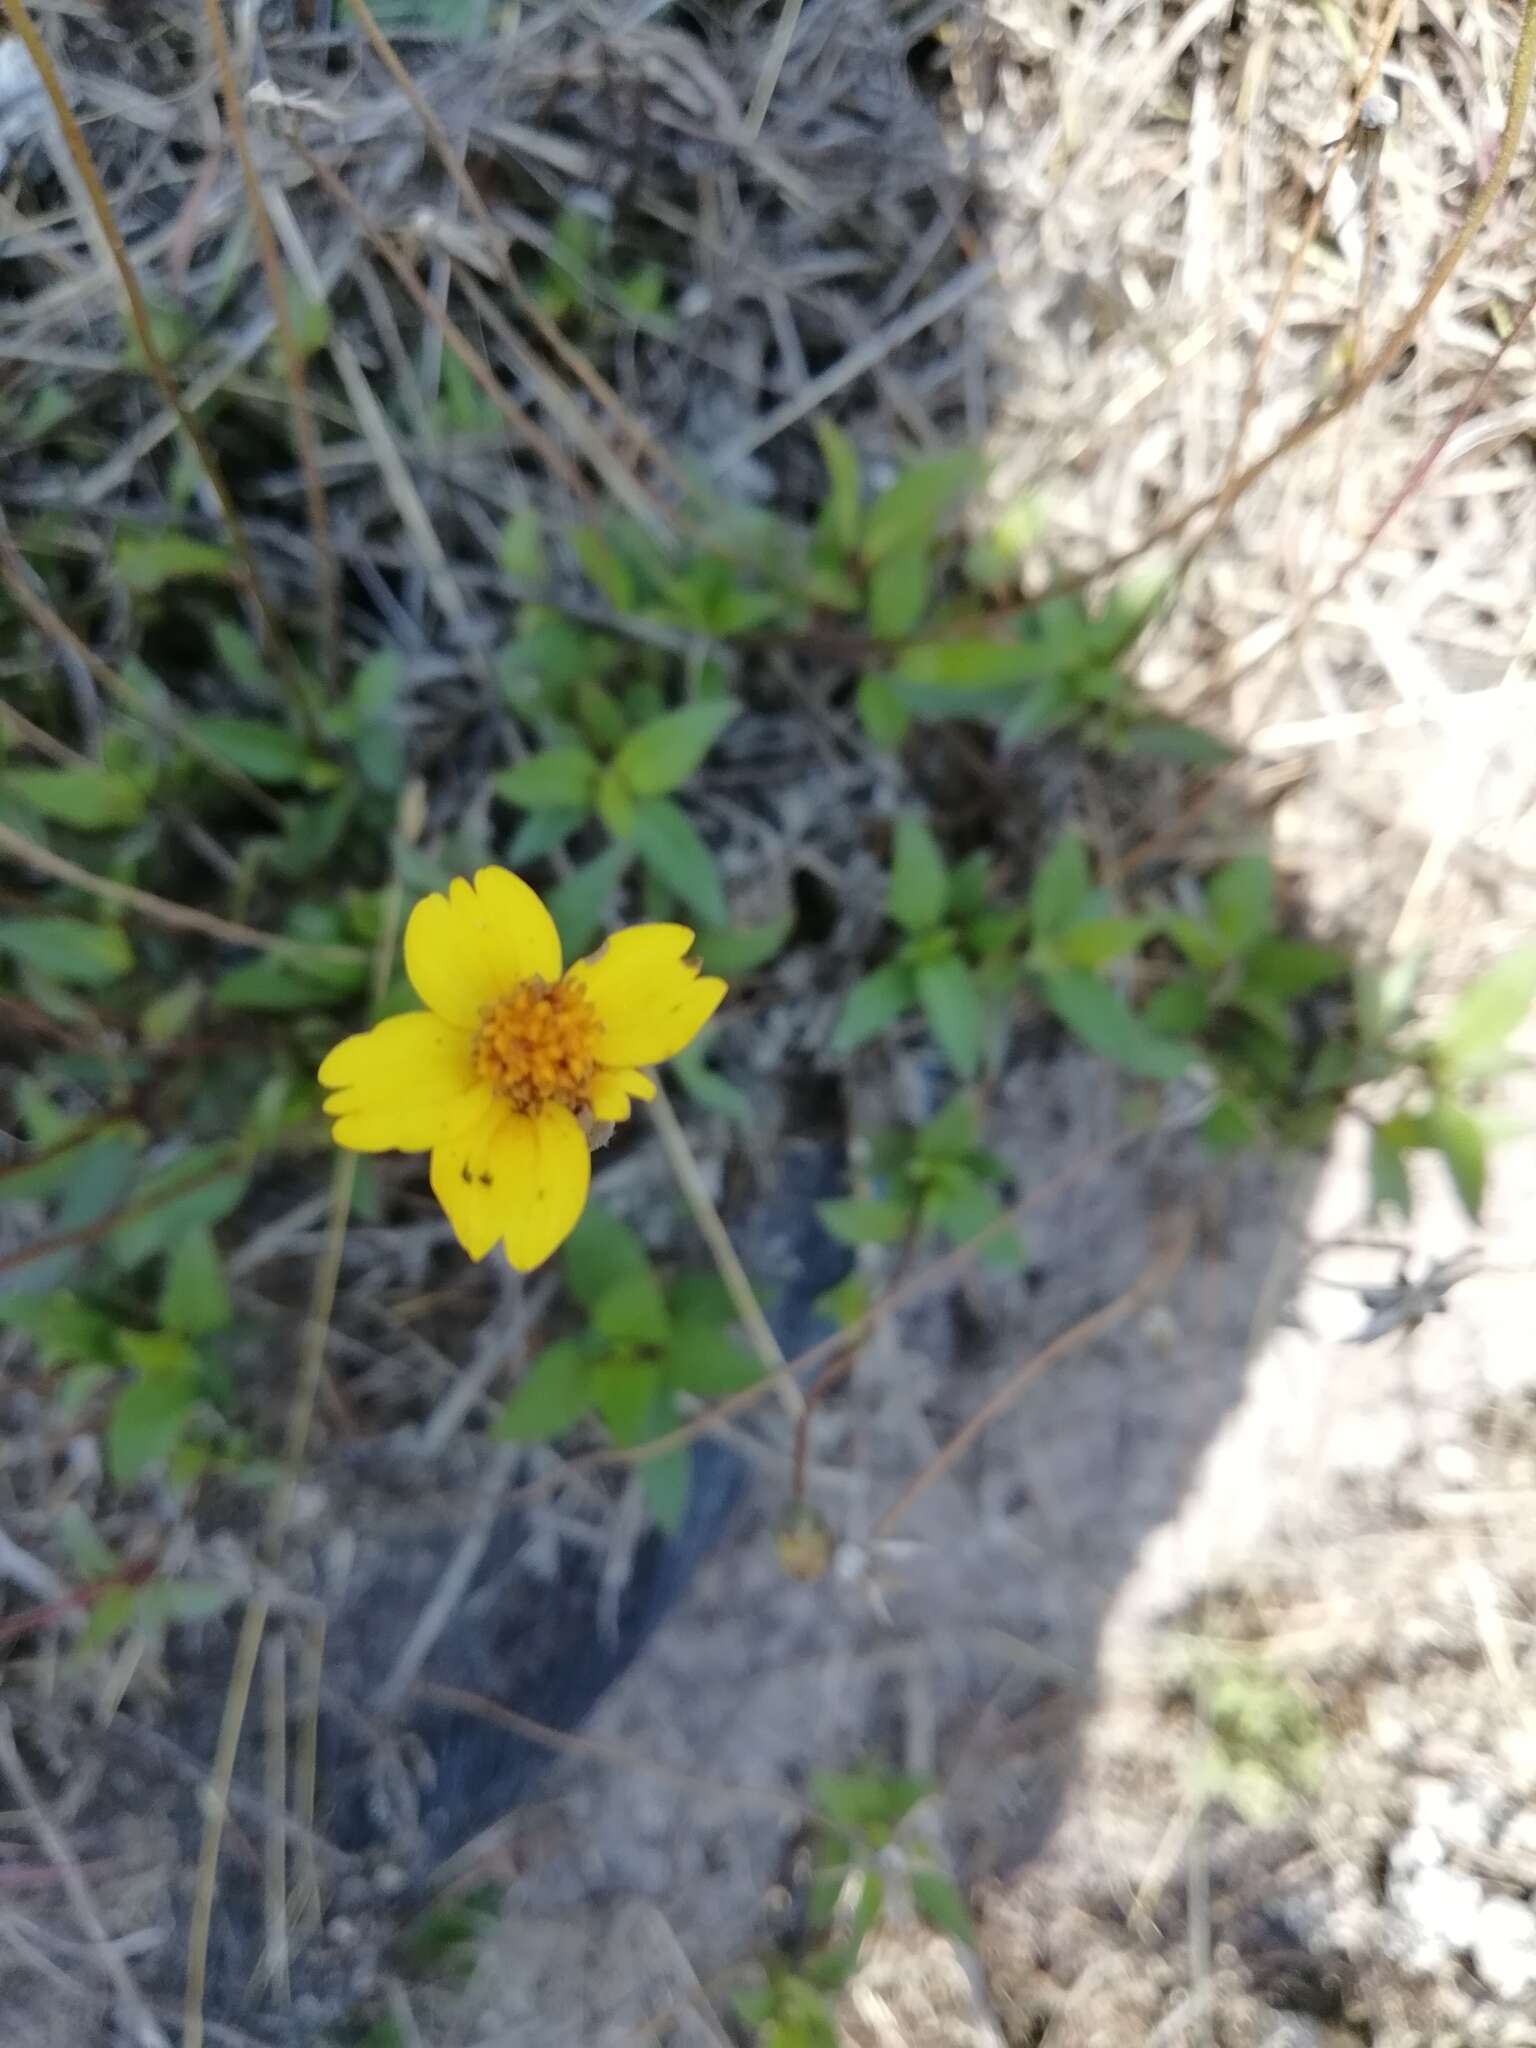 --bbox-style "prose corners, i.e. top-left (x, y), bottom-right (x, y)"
top-left (647, 1080), bottom-right (803, 1416)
